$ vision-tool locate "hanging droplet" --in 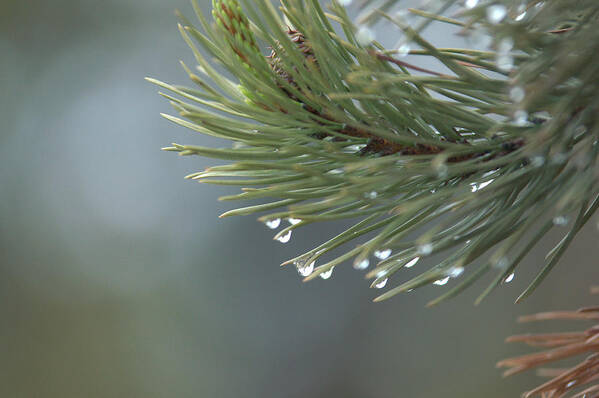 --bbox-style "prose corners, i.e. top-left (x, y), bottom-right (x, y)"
top-left (353, 258), bottom-right (370, 270)
top-left (514, 4), bottom-right (527, 21)
top-left (296, 260), bottom-right (314, 277)
top-left (277, 230), bottom-right (292, 243)
top-left (288, 218), bottom-right (302, 225)
top-left (319, 266), bottom-right (334, 280)
top-left (486, 4), bottom-right (507, 24)
top-left (375, 278), bottom-right (388, 289)
top-left (504, 273), bottom-right (515, 283)
top-left (396, 43), bottom-right (411, 57)
top-left (418, 243), bottom-right (433, 256)
top-left (265, 218), bottom-right (281, 229)
top-left (405, 257), bottom-right (420, 268)
top-left (514, 110), bottom-right (529, 126)
top-left (448, 266), bottom-right (465, 278)
top-left (433, 277), bottom-right (450, 286)
top-left (553, 216), bottom-right (569, 226)
top-left (509, 86), bottom-right (525, 103)
top-left (374, 249), bottom-right (392, 260)
top-left (464, 0), bottom-right (478, 8)
top-left (356, 25), bottom-right (375, 46)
